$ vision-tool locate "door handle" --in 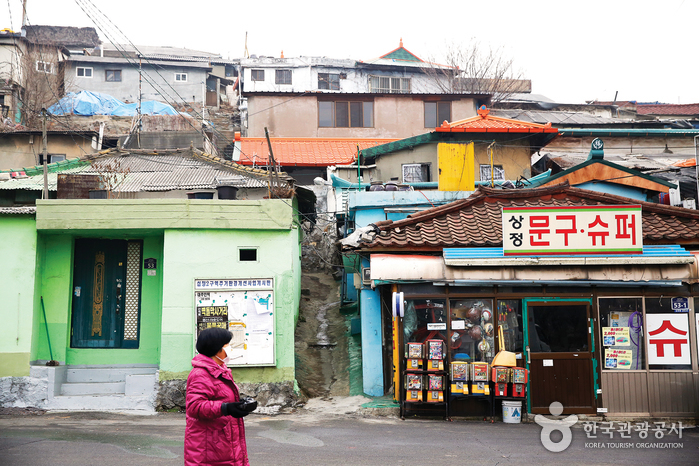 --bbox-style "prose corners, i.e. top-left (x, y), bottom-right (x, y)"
top-left (526, 345), bottom-right (531, 364)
